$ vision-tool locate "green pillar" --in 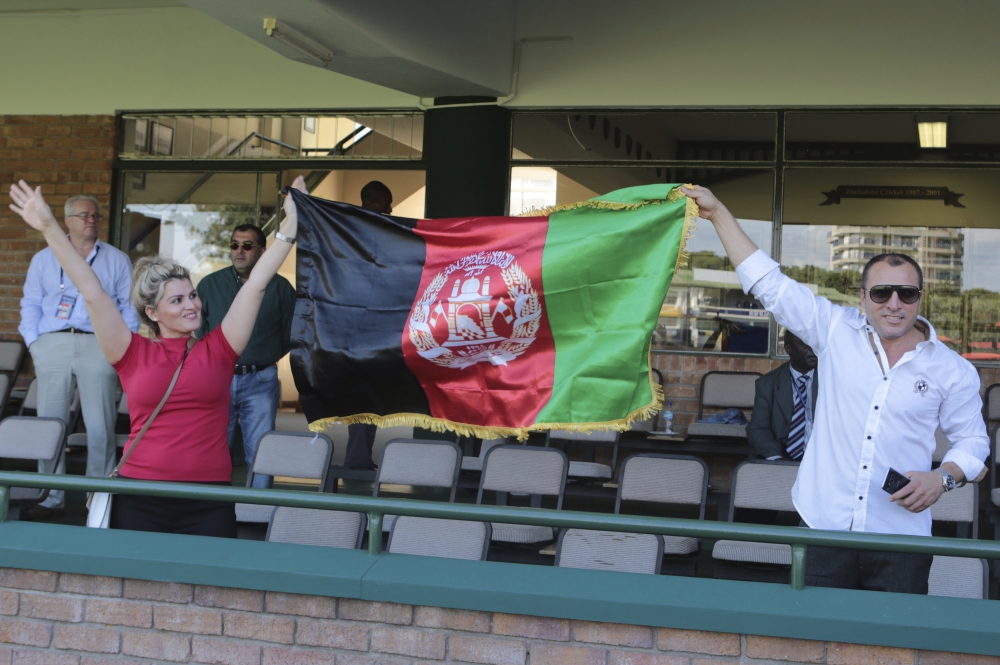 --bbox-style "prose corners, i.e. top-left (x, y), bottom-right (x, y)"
top-left (424, 101), bottom-right (511, 218)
